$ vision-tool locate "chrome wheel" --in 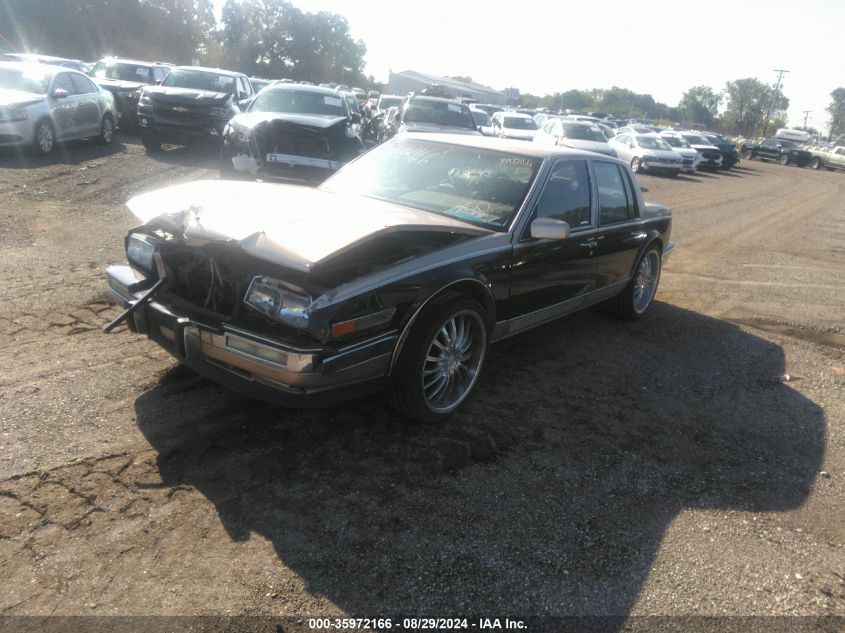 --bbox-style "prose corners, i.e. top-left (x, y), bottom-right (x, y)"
top-left (632, 250), bottom-right (660, 314)
top-left (421, 310), bottom-right (486, 414)
top-left (631, 157), bottom-right (642, 173)
top-left (36, 122), bottom-right (54, 154)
